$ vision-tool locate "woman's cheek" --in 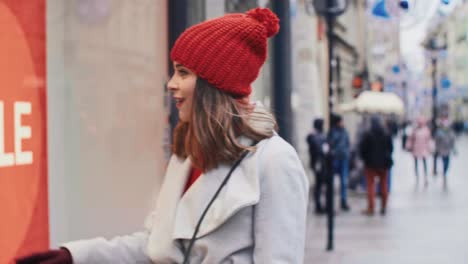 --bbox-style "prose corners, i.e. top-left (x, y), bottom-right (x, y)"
top-left (179, 108), bottom-right (187, 122)
top-left (179, 103), bottom-right (190, 122)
